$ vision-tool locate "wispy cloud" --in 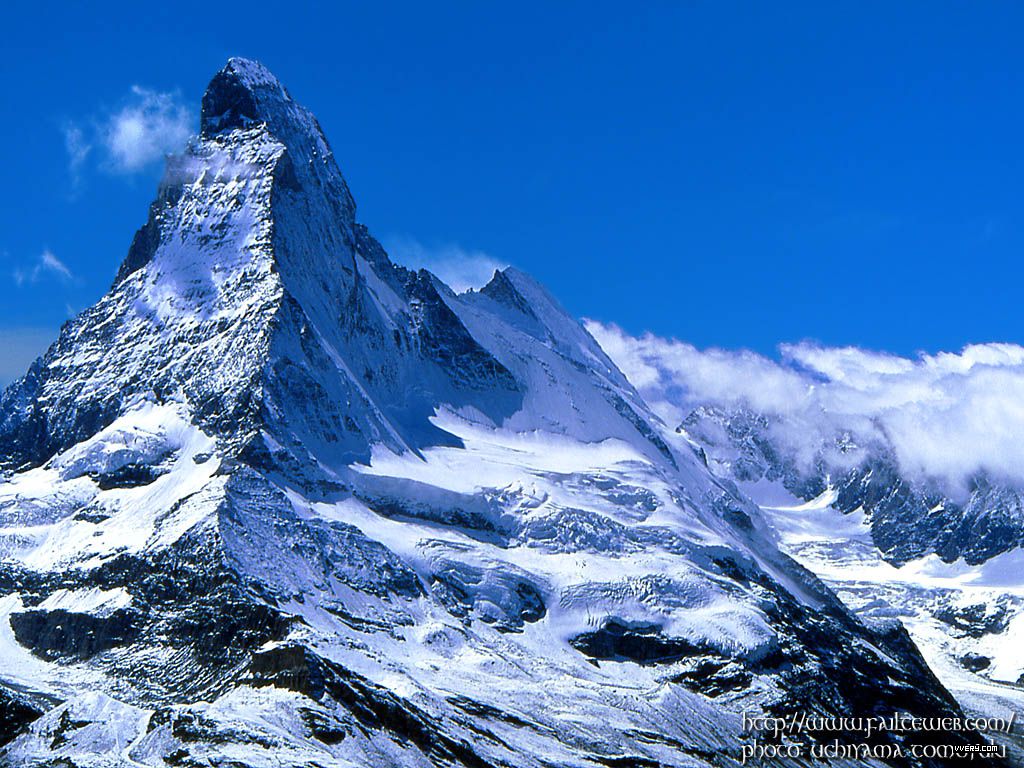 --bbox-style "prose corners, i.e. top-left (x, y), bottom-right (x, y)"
top-left (384, 236), bottom-right (506, 293)
top-left (13, 250), bottom-right (74, 286)
top-left (63, 123), bottom-right (91, 188)
top-left (0, 328), bottom-right (57, 388)
top-left (104, 86), bottom-right (193, 172)
top-left (64, 86), bottom-right (194, 182)
top-left (588, 321), bottom-right (1024, 495)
